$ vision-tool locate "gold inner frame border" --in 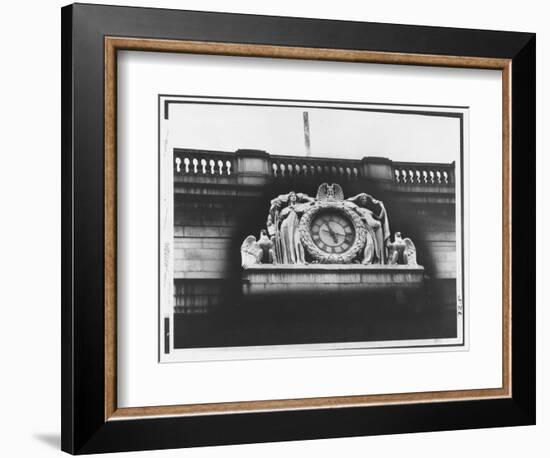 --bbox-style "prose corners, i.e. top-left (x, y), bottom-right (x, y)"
top-left (104, 36), bottom-right (512, 421)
